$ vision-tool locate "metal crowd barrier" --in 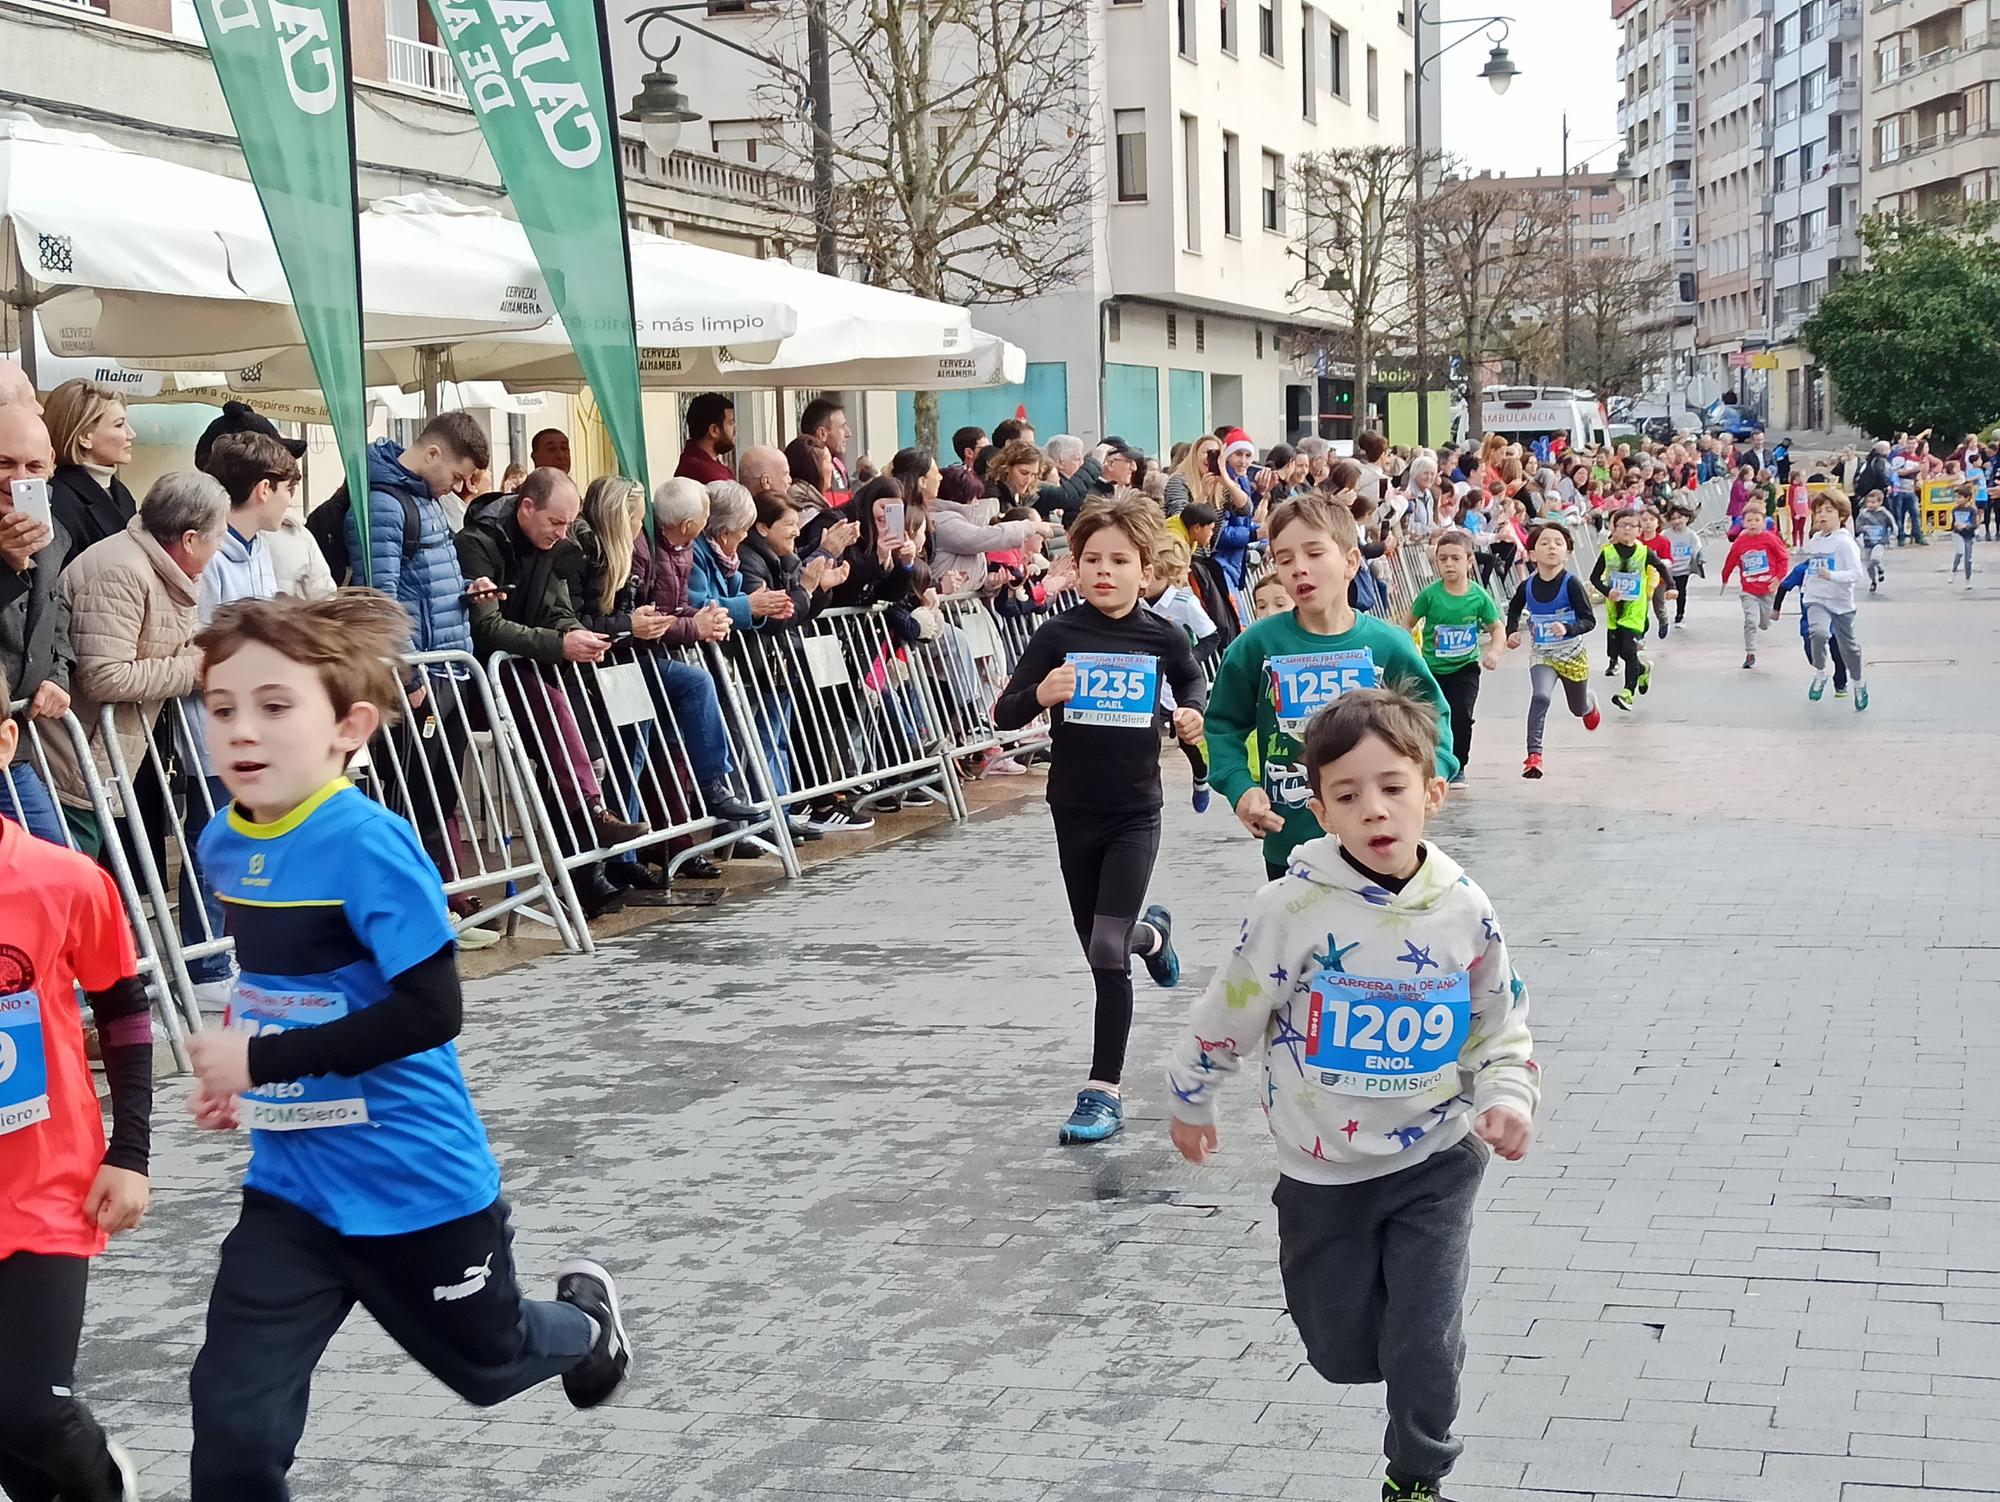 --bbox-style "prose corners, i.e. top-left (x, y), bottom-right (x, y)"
top-left (716, 605), bottom-right (969, 824)
top-left (2, 700), bottom-right (195, 1068)
top-left (932, 581), bottom-right (1084, 762)
top-left (485, 639), bottom-right (800, 951)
